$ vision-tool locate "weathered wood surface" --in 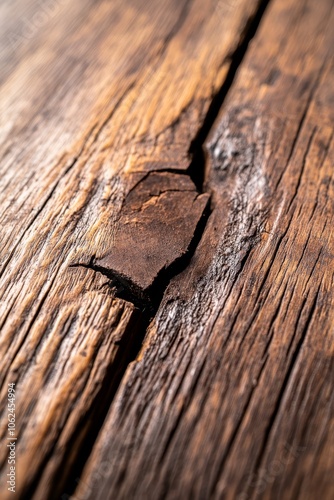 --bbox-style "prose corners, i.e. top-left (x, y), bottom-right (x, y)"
top-left (0, 0), bottom-right (273, 499)
top-left (75, 0), bottom-right (334, 499)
